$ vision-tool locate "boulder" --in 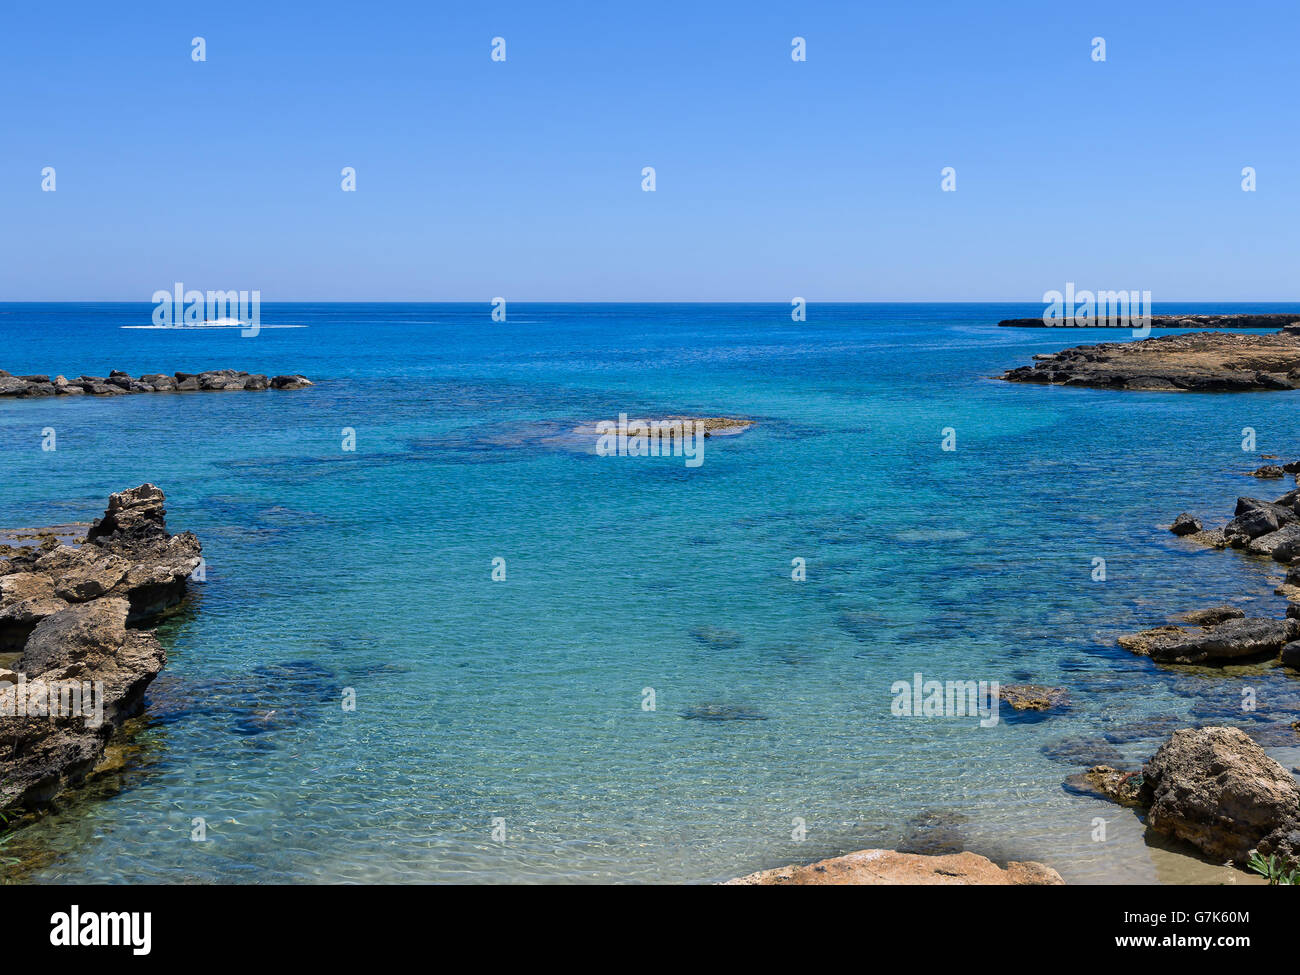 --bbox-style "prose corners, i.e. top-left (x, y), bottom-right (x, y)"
top-left (1282, 641), bottom-right (1300, 669)
top-left (1251, 465), bottom-right (1286, 478)
top-left (271, 374), bottom-right (313, 390)
top-left (723, 849), bottom-right (1064, 885)
top-left (34, 546), bottom-right (130, 602)
top-left (1246, 522), bottom-right (1300, 561)
top-left (85, 483), bottom-right (168, 544)
top-left (1140, 727), bottom-right (1300, 867)
top-left (1170, 513), bottom-right (1202, 536)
